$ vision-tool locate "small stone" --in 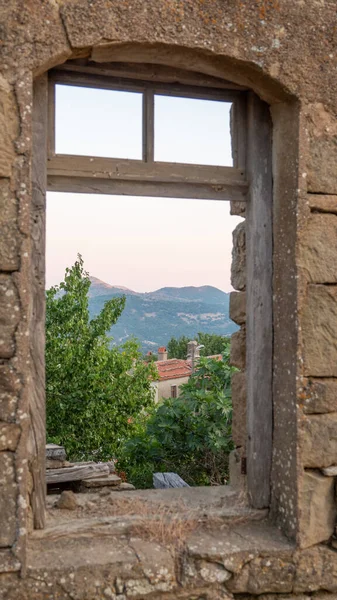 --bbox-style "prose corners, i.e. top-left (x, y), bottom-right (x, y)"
top-left (118, 482), bottom-right (135, 491)
top-left (55, 490), bottom-right (78, 510)
top-left (0, 422), bottom-right (21, 451)
top-left (230, 327), bottom-right (246, 370)
top-left (0, 452), bottom-right (17, 546)
top-left (198, 560), bottom-right (232, 584)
